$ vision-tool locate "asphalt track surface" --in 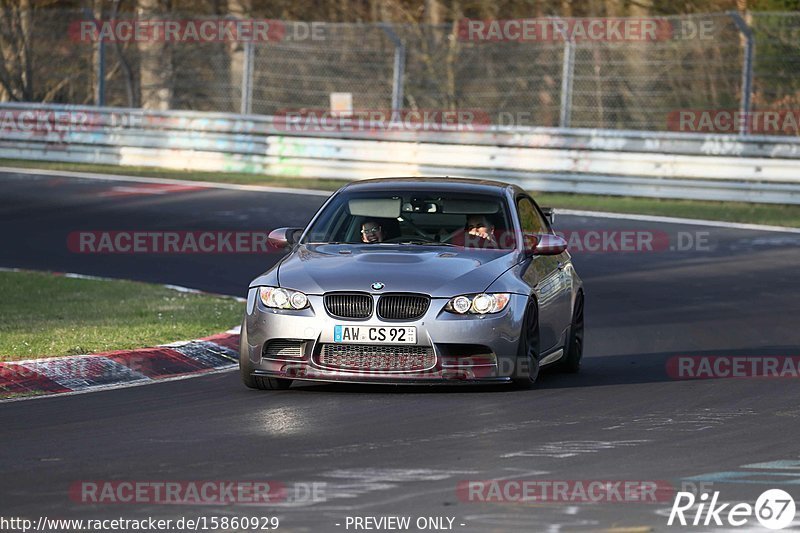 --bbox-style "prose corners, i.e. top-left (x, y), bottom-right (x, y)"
top-left (1, 169), bottom-right (800, 532)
